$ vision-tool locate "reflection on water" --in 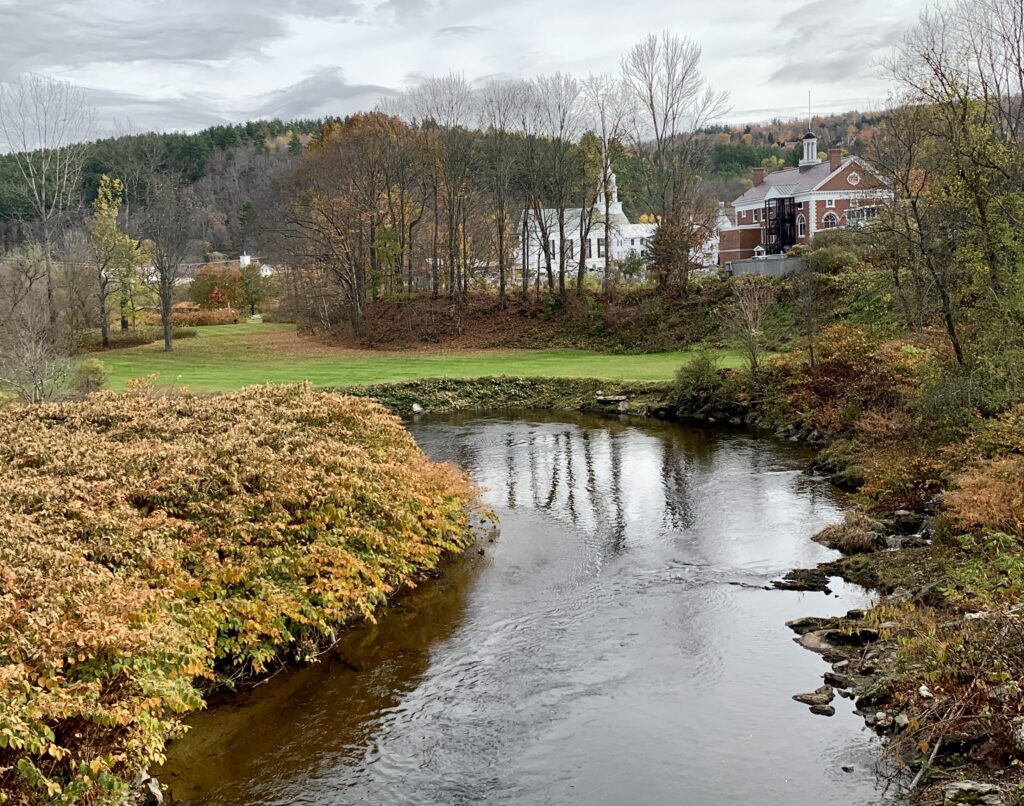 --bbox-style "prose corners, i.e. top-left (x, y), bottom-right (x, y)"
top-left (160, 413), bottom-right (887, 806)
